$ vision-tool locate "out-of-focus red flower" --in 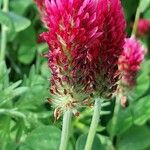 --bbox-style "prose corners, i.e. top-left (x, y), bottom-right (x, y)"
top-left (119, 36), bottom-right (146, 87)
top-left (35, 0), bottom-right (126, 114)
top-left (137, 19), bottom-right (150, 37)
top-left (34, 0), bottom-right (44, 11)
